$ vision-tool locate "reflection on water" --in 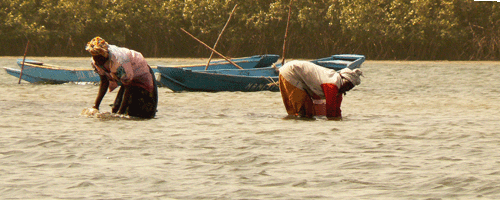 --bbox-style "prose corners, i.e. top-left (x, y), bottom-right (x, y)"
top-left (1, 57), bottom-right (500, 199)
